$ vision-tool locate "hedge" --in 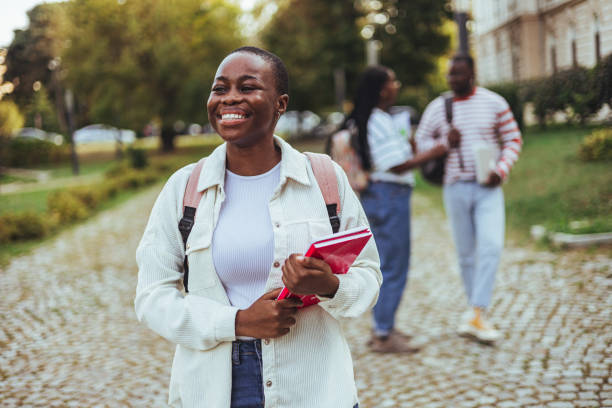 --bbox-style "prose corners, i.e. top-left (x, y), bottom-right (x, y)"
top-left (488, 53), bottom-right (612, 127)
